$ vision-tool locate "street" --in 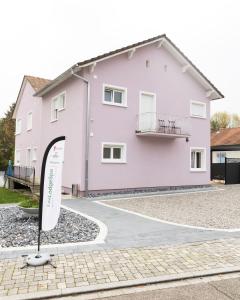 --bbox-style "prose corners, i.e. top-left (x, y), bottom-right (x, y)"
top-left (56, 273), bottom-right (240, 300)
